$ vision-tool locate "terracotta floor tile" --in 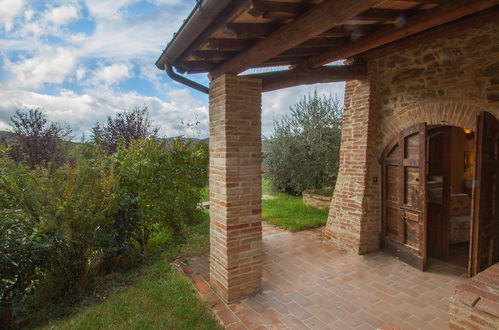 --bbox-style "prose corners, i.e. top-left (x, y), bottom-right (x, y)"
top-left (303, 316), bottom-right (330, 330)
top-left (182, 223), bottom-right (466, 330)
top-left (284, 301), bottom-right (313, 320)
top-left (281, 315), bottom-right (310, 329)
